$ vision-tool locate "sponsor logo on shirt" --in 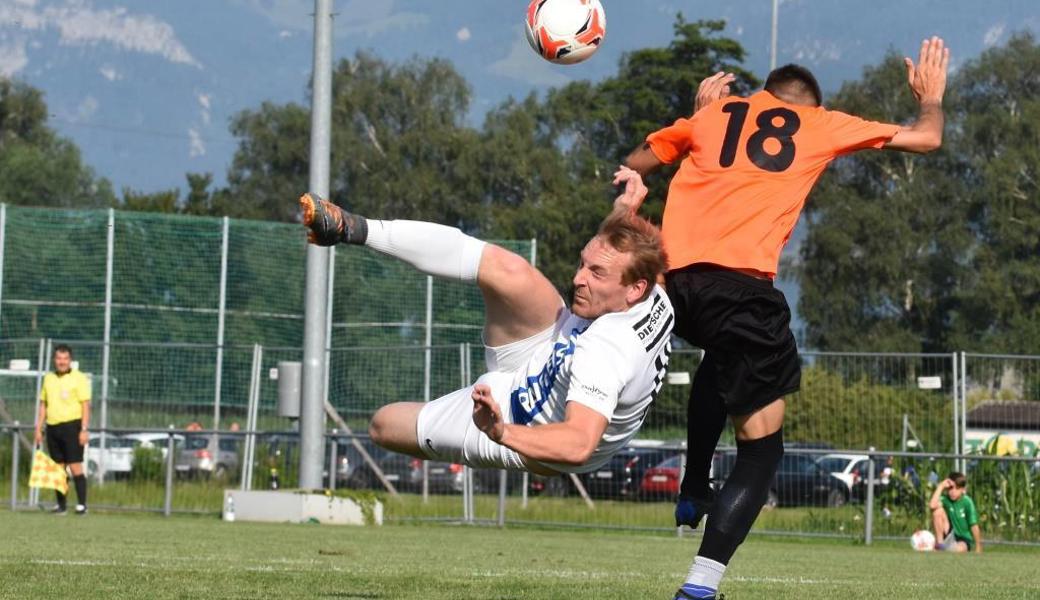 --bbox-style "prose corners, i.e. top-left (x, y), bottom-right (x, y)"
top-left (510, 326), bottom-right (587, 426)
top-left (632, 294), bottom-right (674, 352)
top-left (579, 383), bottom-right (608, 402)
